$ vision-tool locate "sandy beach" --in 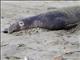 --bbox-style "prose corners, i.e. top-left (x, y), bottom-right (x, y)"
top-left (1, 1), bottom-right (80, 60)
